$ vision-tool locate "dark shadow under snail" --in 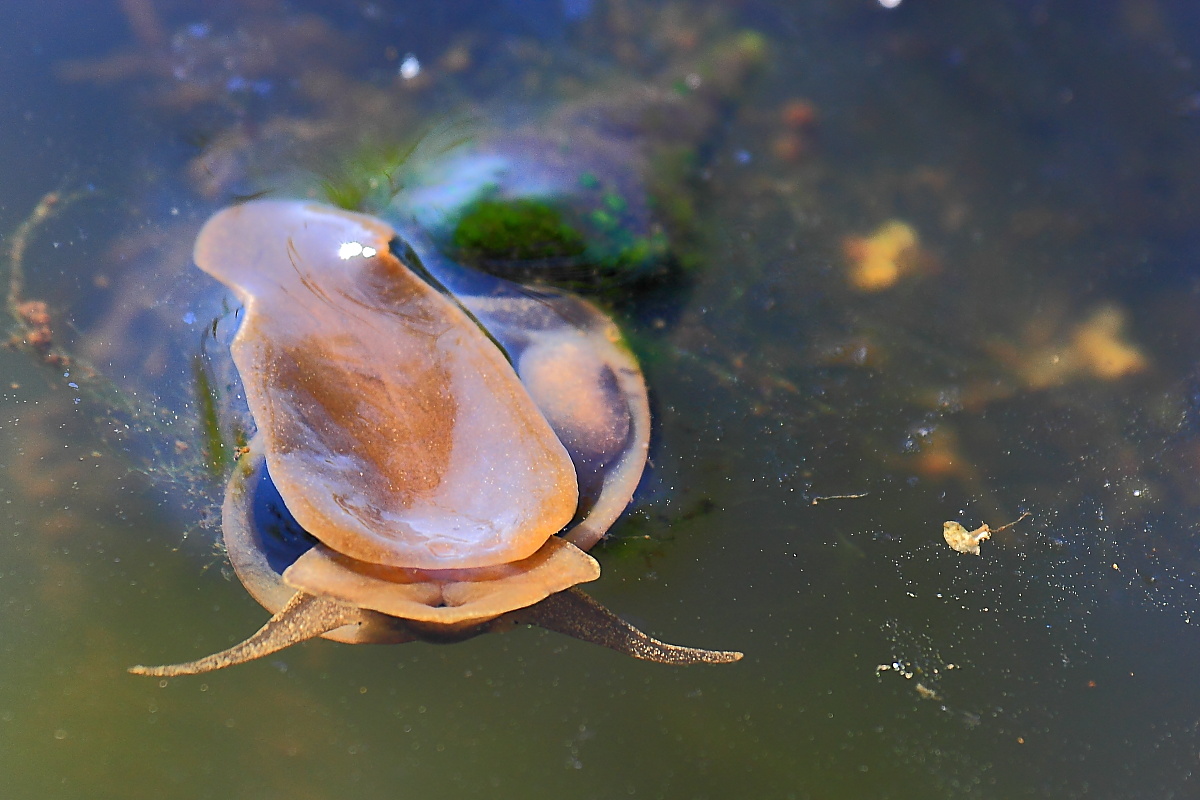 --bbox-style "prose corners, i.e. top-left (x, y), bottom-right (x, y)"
top-left (129, 200), bottom-right (741, 676)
